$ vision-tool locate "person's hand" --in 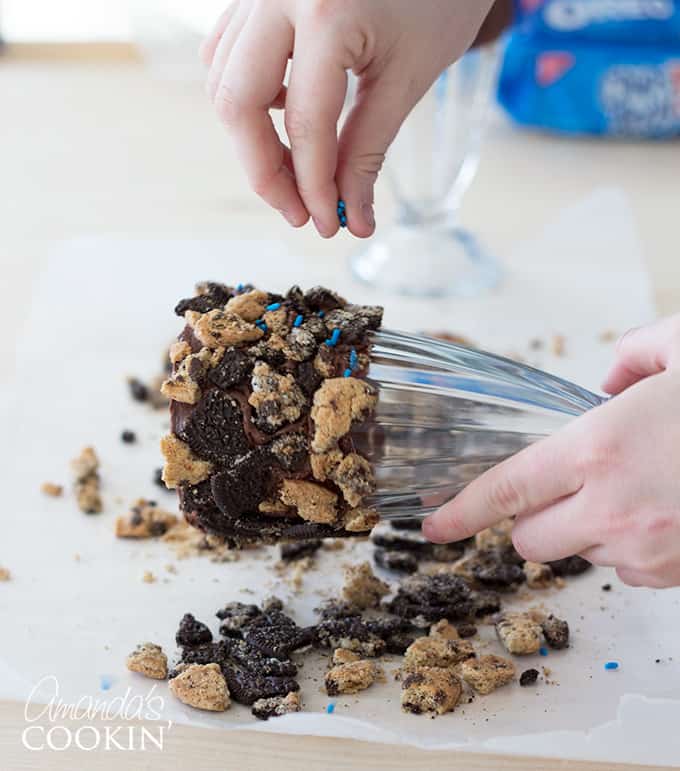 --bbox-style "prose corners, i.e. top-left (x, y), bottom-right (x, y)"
top-left (200, 0), bottom-right (498, 238)
top-left (422, 315), bottom-right (680, 589)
